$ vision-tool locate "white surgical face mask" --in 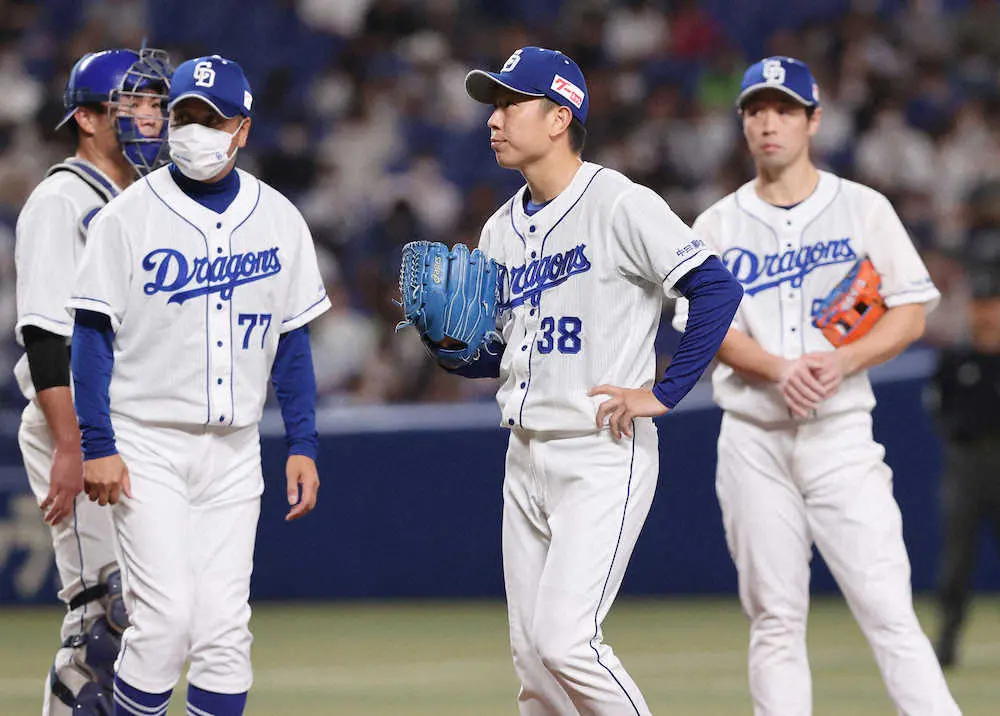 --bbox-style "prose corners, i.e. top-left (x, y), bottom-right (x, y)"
top-left (168, 119), bottom-right (244, 181)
